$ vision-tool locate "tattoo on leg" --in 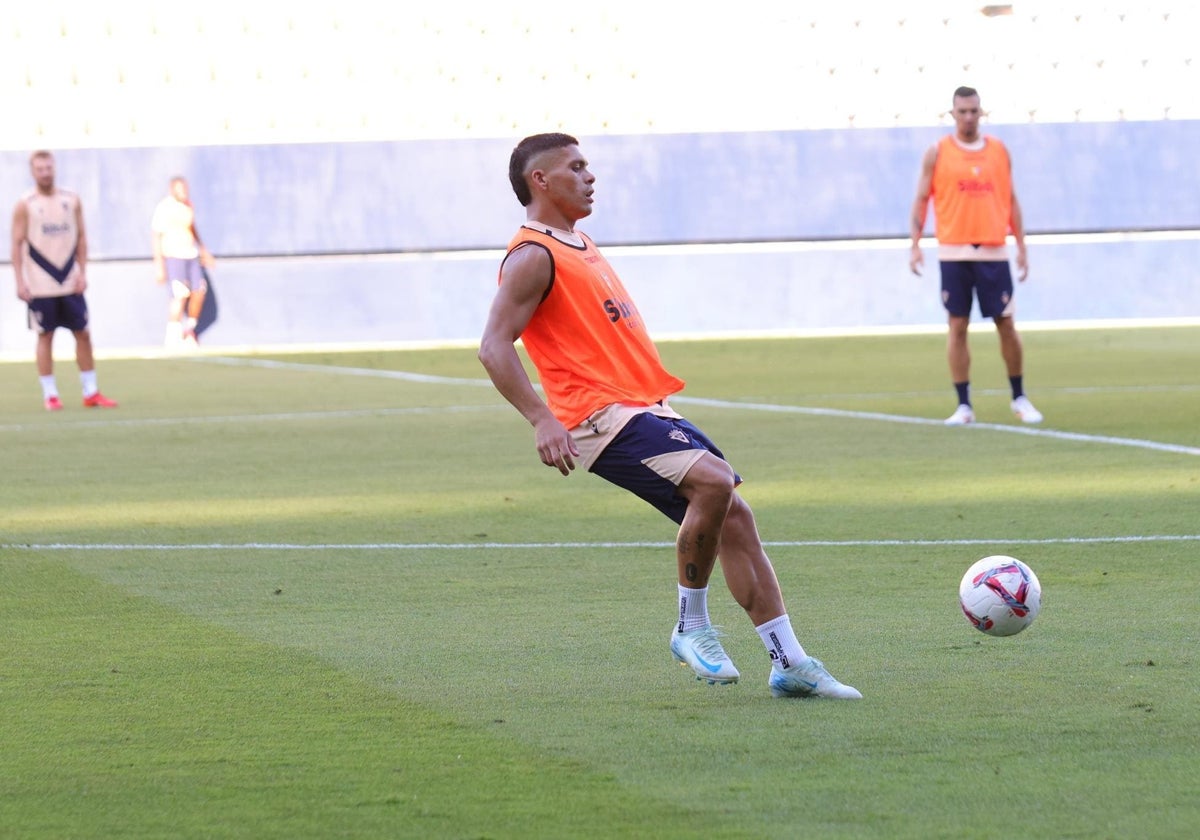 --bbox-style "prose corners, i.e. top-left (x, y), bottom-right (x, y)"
top-left (679, 529), bottom-right (710, 555)
top-left (685, 563), bottom-right (698, 583)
